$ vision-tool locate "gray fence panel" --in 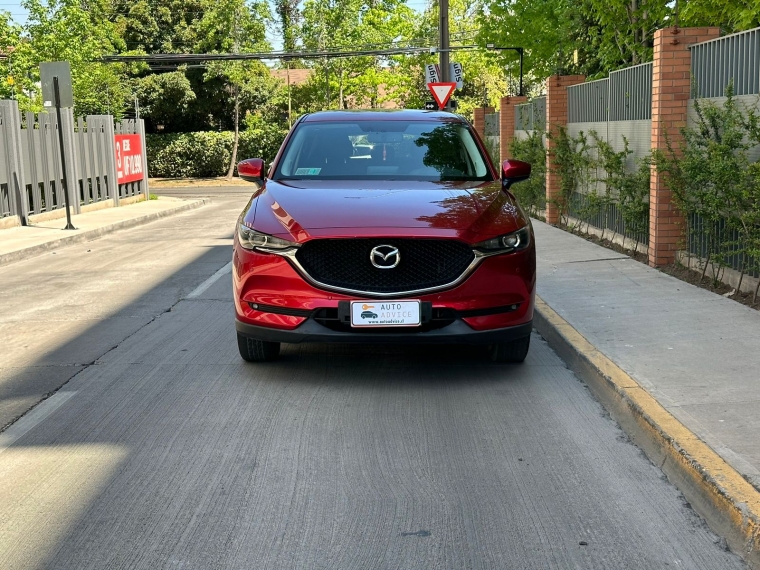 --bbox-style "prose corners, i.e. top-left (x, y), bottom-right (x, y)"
top-left (90, 116), bottom-right (119, 205)
top-left (1, 101), bottom-right (148, 221)
top-left (534, 97), bottom-right (546, 129)
top-left (38, 114), bottom-right (57, 211)
top-left (568, 79), bottom-right (609, 123)
top-left (609, 62), bottom-right (652, 121)
top-left (137, 119), bottom-right (150, 199)
top-left (0, 101), bottom-right (30, 220)
top-left (0, 108), bottom-right (10, 218)
top-left (484, 112), bottom-right (500, 136)
top-left (77, 117), bottom-right (90, 205)
top-left (61, 109), bottom-right (81, 214)
top-left (515, 103), bottom-right (531, 130)
top-left (691, 28), bottom-right (760, 97)
top-left (514, 97), bottom-right (546, 131)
